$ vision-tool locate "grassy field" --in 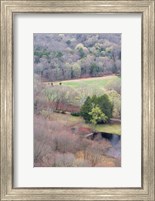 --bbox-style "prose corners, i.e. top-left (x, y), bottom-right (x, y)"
top-left (44, 112), bottom-right (121, 135)
top-left (55, 75), bottom-right (120, 91)
top-left (95, 123), bottom-right (121, 135)
top-left (61, 113), bottom-right (121, 135)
